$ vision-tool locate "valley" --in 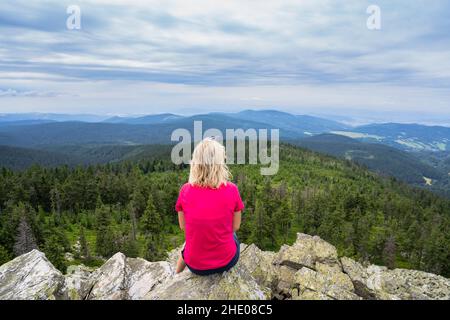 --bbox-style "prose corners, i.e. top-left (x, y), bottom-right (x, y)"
top-left (1, 144), bottom-right (449, 279)
top-left (1, 110), bottom-right (449, 197)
